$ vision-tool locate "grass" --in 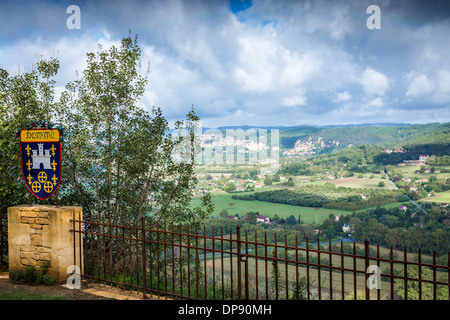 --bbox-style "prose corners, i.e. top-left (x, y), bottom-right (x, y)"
top-left (329, 177), bottom-right (396, 190)
top-left (191, 193), bottom-right (352, 224)
top-left (353, 201), bottom-right (408, 213)
top-left (420, 191), bottom-right (450, 204)
top-left (0, 289), bottom-right (68, 300)
top-left (399, 165), bottom-right (450, 180)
